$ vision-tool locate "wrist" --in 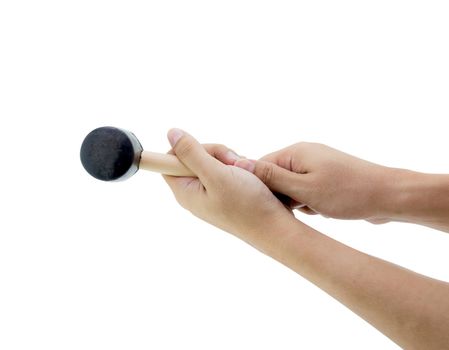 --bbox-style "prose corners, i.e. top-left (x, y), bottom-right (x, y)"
top-left (382, 168), bottom-right (449, 229)
top-left (240, 213), bottom-right (306, 258)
